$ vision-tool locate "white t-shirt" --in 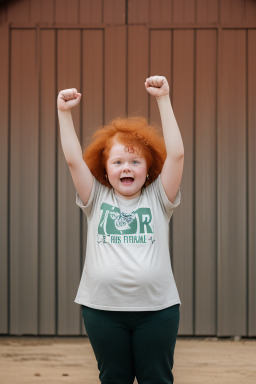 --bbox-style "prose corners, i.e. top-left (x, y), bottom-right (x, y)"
top-left (74, 175), bottom-right (181, 311)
